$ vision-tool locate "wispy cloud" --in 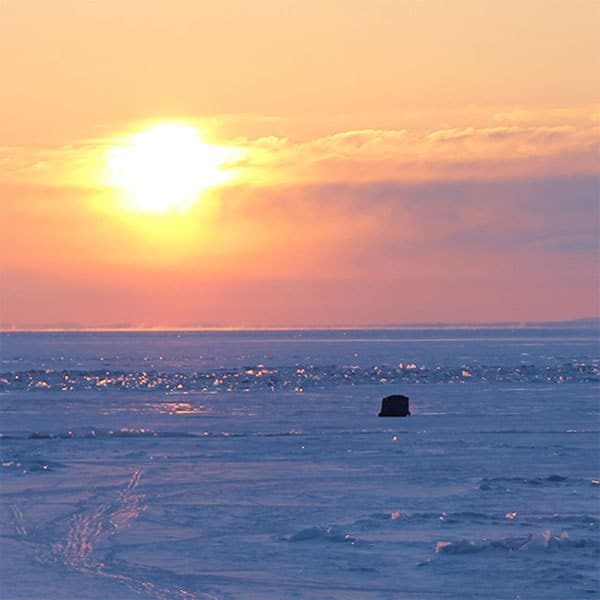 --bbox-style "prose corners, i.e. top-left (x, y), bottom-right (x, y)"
top-left (1, 106), bottom-right (597, 190)
top-left (234, 113), bottom-right (597, 184)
